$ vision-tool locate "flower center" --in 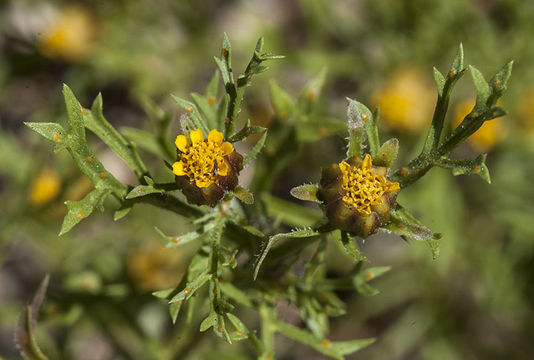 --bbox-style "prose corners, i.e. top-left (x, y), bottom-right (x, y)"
top-left (180, 141), bottom-right (226, 187)
top-left (339, 154), bottom-right (399, 215)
